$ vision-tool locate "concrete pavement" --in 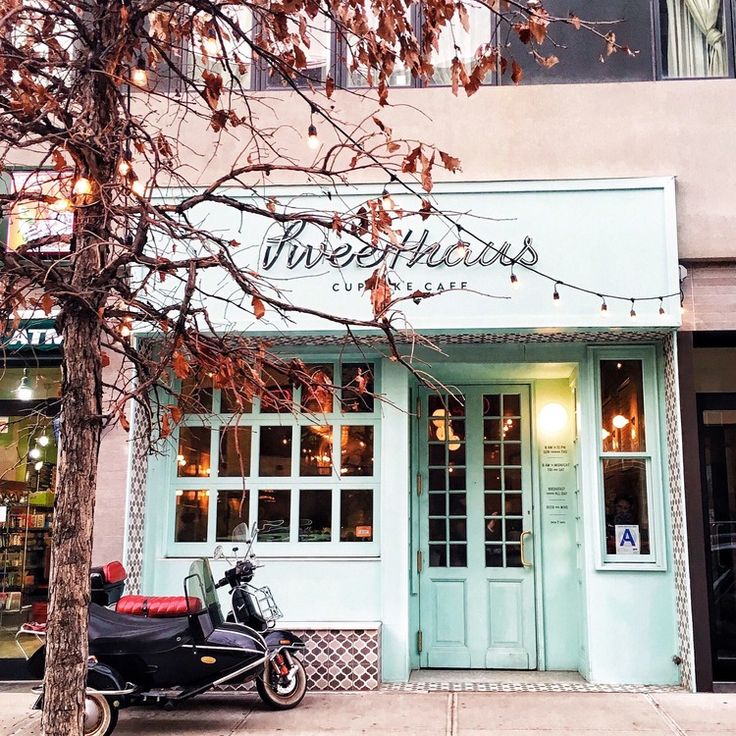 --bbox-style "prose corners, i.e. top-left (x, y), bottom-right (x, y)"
top-left (2, 686), bottom-right (736, 736)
